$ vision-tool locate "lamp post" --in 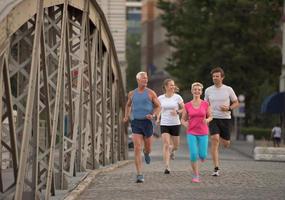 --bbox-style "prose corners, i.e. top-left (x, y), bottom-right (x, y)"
top-left (234, 94), bottom-right (245, 140)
